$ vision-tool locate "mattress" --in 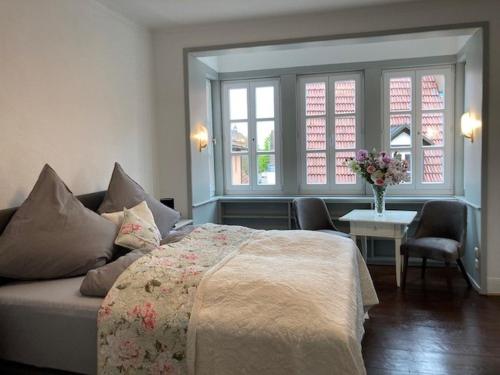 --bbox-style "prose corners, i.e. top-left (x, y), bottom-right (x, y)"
top-left (0, 276), bottom-right (102, 374)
